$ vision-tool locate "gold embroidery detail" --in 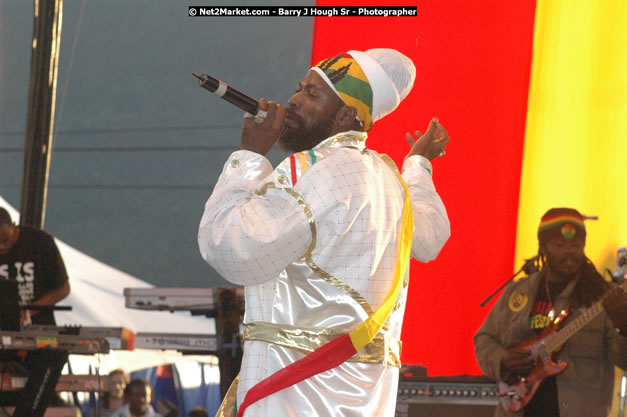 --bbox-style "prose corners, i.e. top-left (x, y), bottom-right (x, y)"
top-left (255, 181), bottom-right (374, 316)
top-left (317, 132), bottom-right (367, 150)
top-left (306, 260), bottom-right (374, 316)
top-left (215, 374), bottom-right (239, 417)
top-left (245, 322), bottom-right (401, 368)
